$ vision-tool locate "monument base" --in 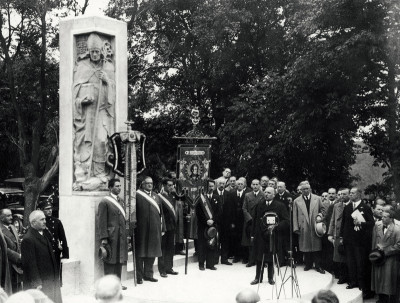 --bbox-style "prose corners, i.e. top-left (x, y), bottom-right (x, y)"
top-left (60, 193), bottom-right (103, 295)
